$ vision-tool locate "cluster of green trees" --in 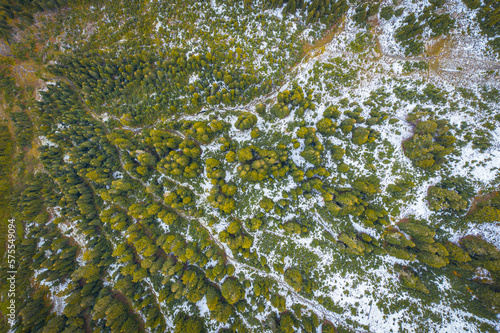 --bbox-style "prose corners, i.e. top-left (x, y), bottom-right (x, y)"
top-left (468, 191), bottom-right (500, 223)
top-left (427, 185), bottom-right (468, 212)
top-left (31, 220), bottom-right (79, 284)
top-left (323, 177), bottom-right (388, 229)
top-left (13, 172), bottom-right (138, 332)
top-left (363, 88), bottom-right (391, 118)
top-left (173, 119), bottom-right (227, 144)
top-left (386, 177), bottom-right (415, 201)
top-left (0, 124), bottom-right (13, 259)
top-left (49, 47), bottom-right (272, 125)
top-left (395, 13), bottom-right (425, 56)
top-left (383, 219), bottom-right (451, 267)
top-left (464, 0), bottom-right (500, 55)
top-left (382, 219), bottom-right (500, 311)
top-left (402, 60), bottom-right (429, 74)
top-left (338, 231), bottom-right (383, 256)
top-left (235, 112), bottom-right (257, 130)
top-left (393, 2), bottom-right (455, 56)
top-left (245, 213), bottom-right (265, 231)
top-left (269, 83), bottom-right (313, 119)
top-left (219, 220), bottom-right (254, 258)
top-left (310, 58), bottom-right (359, 91)
top-left (34, 79), bottom-right (207, 332)
top-left (164, 186), bottom-right (196, 211)
top-left (352, 1), bottom-right (380, 26)
top-left (316, 117), bottom-right (337, 136)
top-left (207, 179), bottom-right (237, 214)
top-left (236, 144), bottom-right (292, 181)
top-left (458, 235), bottom-right (500, 313)
top-left (351, 126), bottom-right (377, 145)
top-left (9, 108), bottom-right (33, 148)
top-left (0, 0), bottom-right (79, 39)
top-left (417, 3), bottom-right (456, 37)
top-left (145, 129), bottom-right (202, 178)
top-left (297, 127), bottom-right (324, 166)
top-left (337, 211), bottom-right (500, 315)
top-left (284, 267), bottom-right (316, 294)
top-left (349, 31), bottom-right (375, 53)
top-left (257, 0), bottom-right (348, 25)
top-left (6, 0), bottom-right (500, 330)
top-left (471, 128), bottom-right (493, 152)
top-left (398, 266), bottom-right (430, 294)
top-left (92, 287), bottom-right (143, 332)
top-left (379, 5), bottom-right (404, 21)
top-left (403, 118), bottom-right (456, 170)
top-left (393, 83), bottom-right (449, 105)
top-left (103, 187), bottom-right (243, 327)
